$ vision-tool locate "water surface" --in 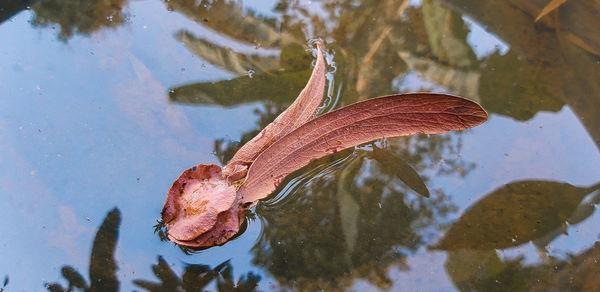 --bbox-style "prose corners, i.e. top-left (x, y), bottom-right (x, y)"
top-left (1, 0), bottom-right (599, 290)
